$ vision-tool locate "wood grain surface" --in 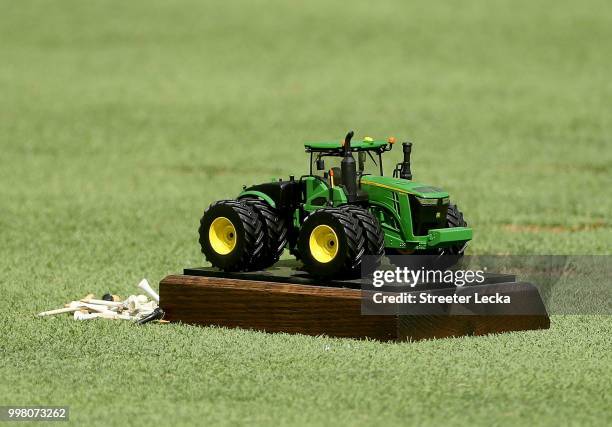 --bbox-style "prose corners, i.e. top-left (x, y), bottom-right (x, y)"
top-left (159, 275), bottom-right (550, 342)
